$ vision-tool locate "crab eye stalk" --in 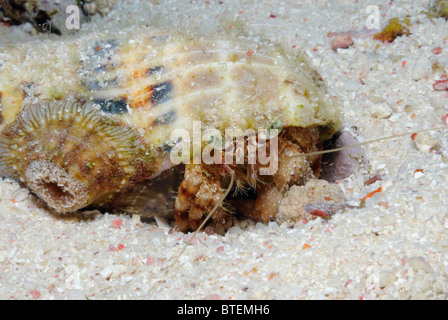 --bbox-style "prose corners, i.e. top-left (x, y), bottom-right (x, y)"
top-left (266, 119), bottom-right (282, 139)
